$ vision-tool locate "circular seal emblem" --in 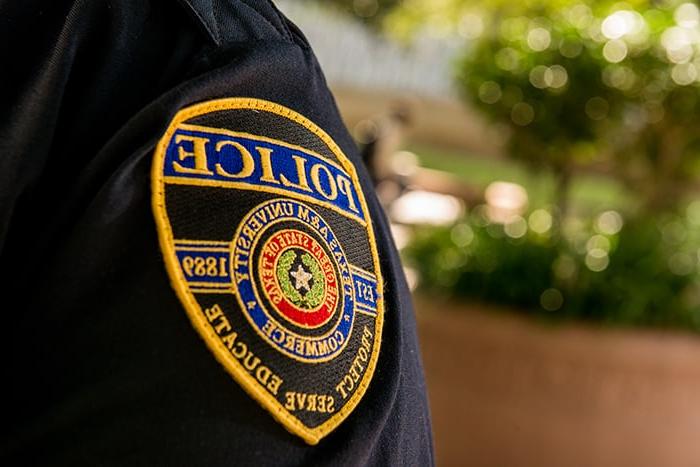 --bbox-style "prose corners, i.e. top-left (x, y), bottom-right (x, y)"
top-left (233, 199), bottom-right (355, 363)
top-left (151, 98), bottom-right (384, 445)
top-left (259, 228), bottom-right (337, 329)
